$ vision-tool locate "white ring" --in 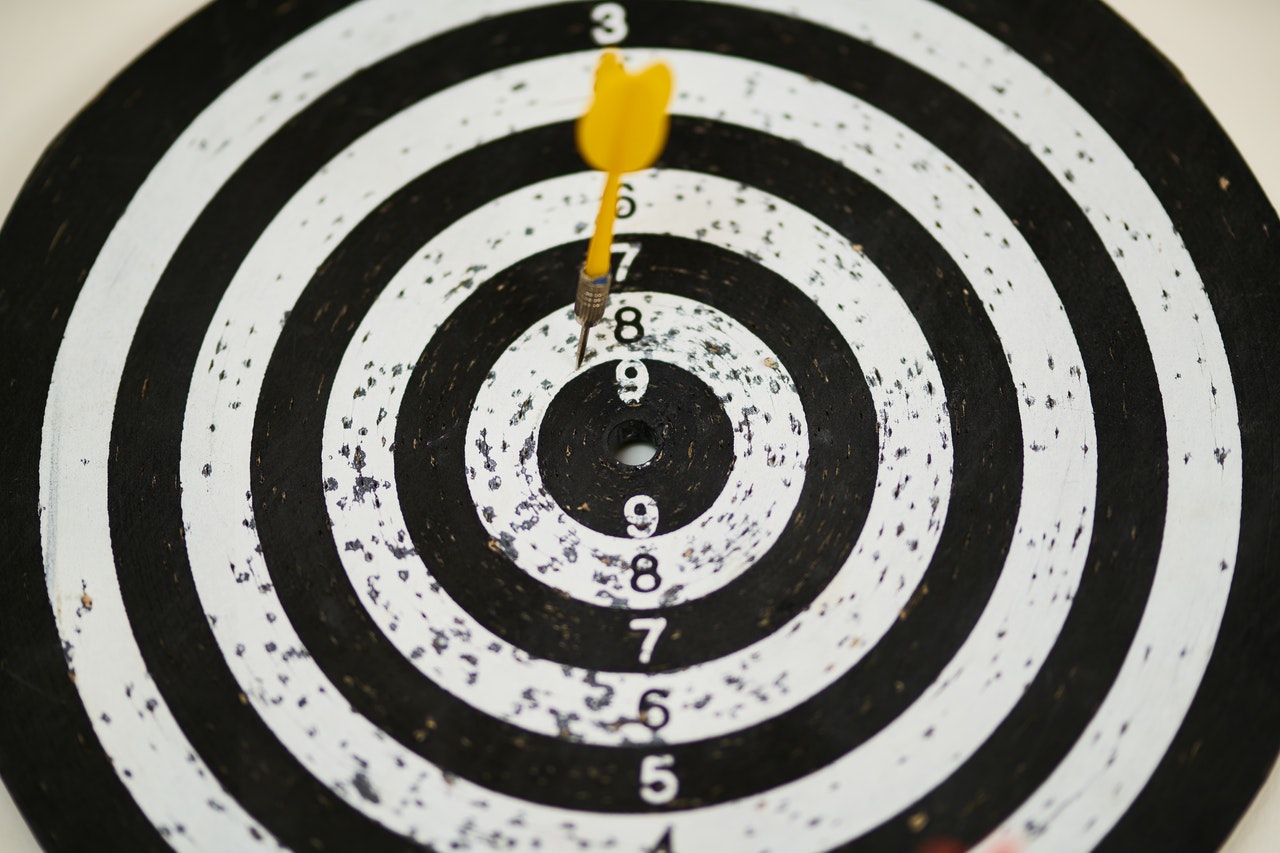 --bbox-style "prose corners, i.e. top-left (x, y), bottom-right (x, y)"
top-left (326, 170), bottom-right (946, 746)
top-left (465, 293), bottom-right (808, 609)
